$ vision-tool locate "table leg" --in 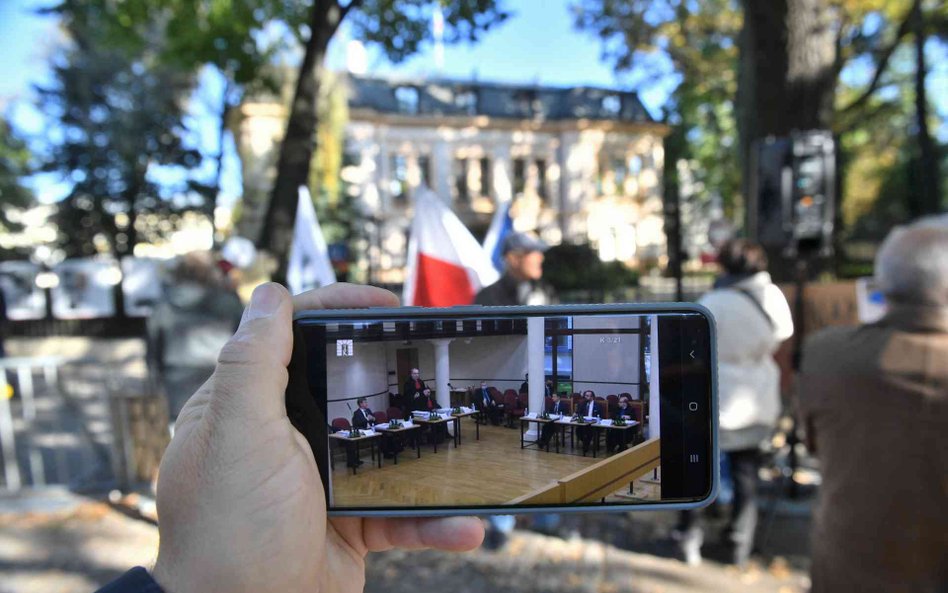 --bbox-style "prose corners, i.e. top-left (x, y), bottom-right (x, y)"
top-left (376, 440), bottom-right (381, 468)
top-left (416, 432), bottom-right (421, 458)
top-left (520, 420), bottom-right (524, 448)
top-left (455, 417), bottom-right (461, 446)
top-left (433, 426), bottom-right (438, 454)
top-left (476, 416), bottom-right (480, 440)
